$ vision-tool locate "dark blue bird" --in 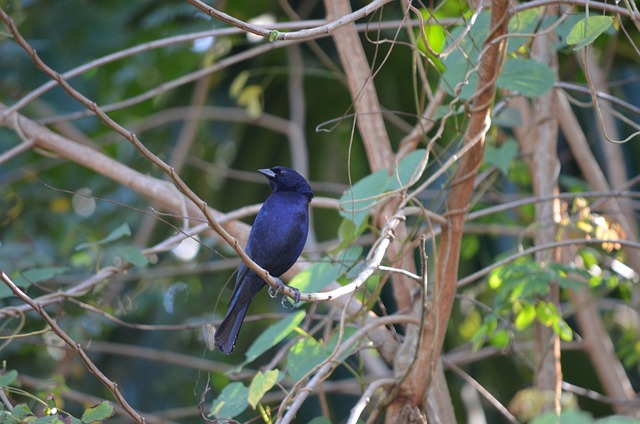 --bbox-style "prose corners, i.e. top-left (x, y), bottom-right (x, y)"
top-left (214, 166), bottom-right (313, 354)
